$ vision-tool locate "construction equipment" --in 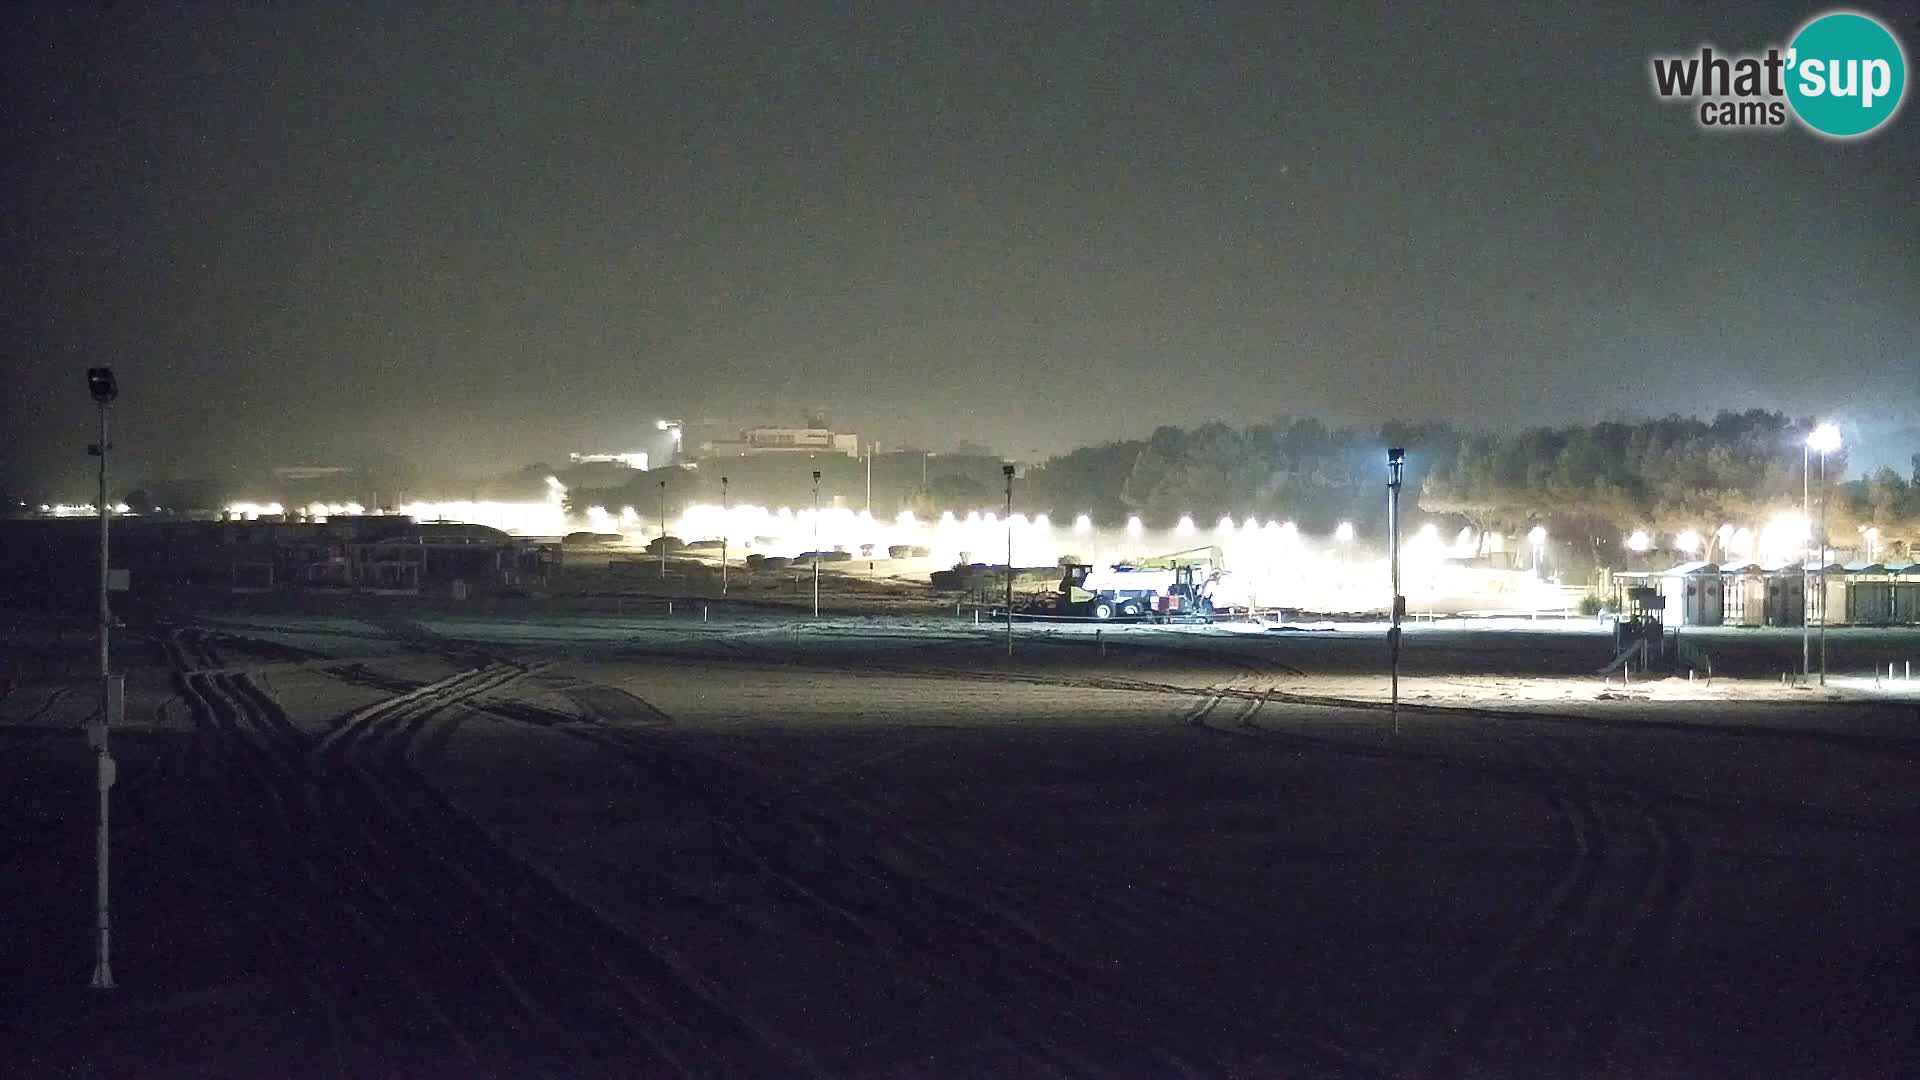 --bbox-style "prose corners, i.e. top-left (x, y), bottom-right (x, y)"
top-left (1055, 547), bottom-right (1224, 622)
